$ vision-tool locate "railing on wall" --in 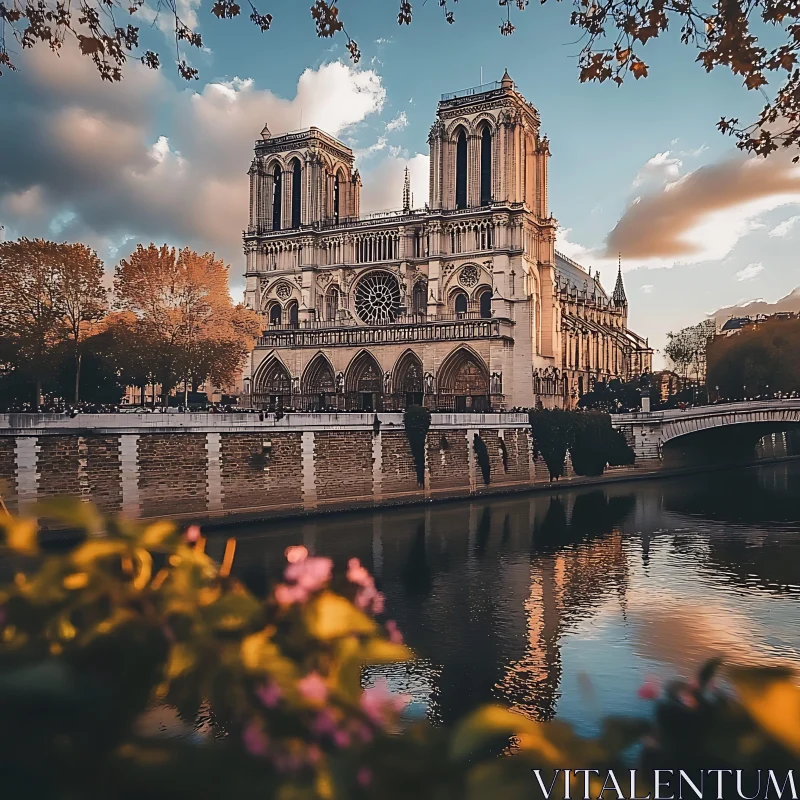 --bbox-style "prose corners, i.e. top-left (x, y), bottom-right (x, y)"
top-left (257, 318), bottom-right (512, 348)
